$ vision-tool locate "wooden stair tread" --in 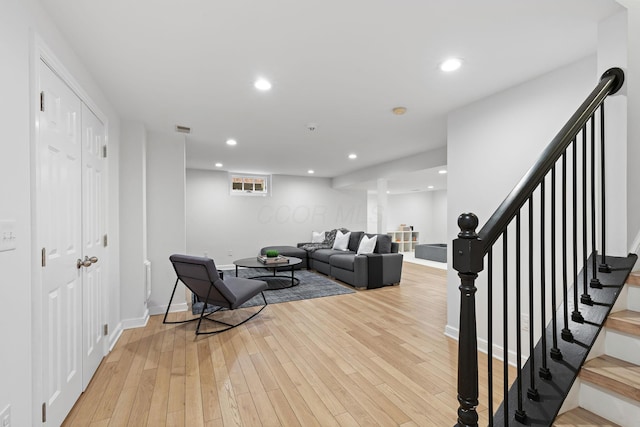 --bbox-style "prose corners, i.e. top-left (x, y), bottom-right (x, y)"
top-left (581, 355), bottom-right (640, 402)
top-left (606, 309), bottom-right (640, 336)
top-left (553, 407), bottom-right (620, 426)
top-left (628, 271), bottom-right (640, 286)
